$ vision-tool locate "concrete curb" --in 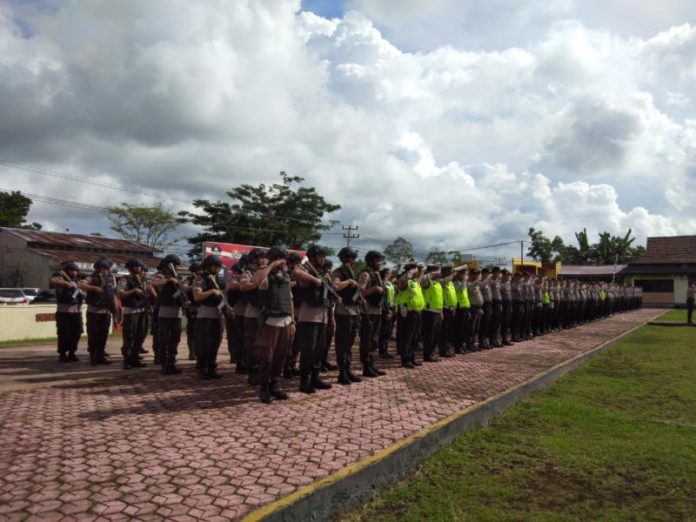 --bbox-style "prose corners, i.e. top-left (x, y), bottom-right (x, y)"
top-left (243, 312), bottom-right (662, 522)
